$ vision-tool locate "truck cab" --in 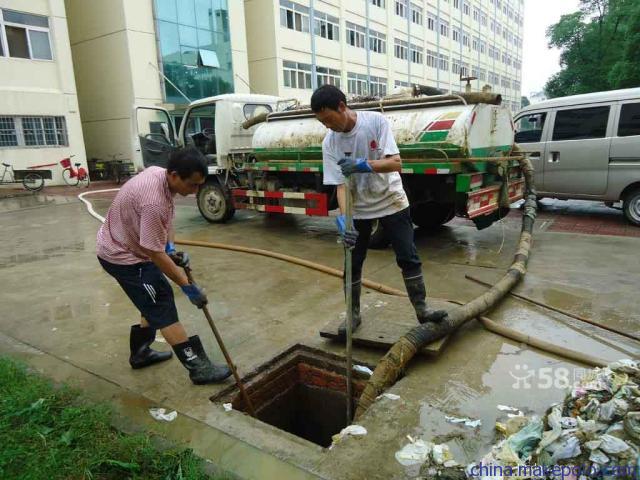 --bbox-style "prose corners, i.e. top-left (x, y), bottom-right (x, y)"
top-left (134, 93), bottom-right (282, 220)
